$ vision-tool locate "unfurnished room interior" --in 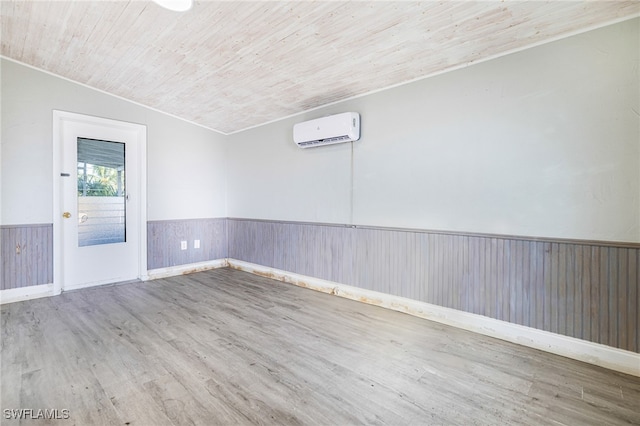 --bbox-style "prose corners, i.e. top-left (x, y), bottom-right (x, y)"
top-left (1, 1), bottom-right (639, 425)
